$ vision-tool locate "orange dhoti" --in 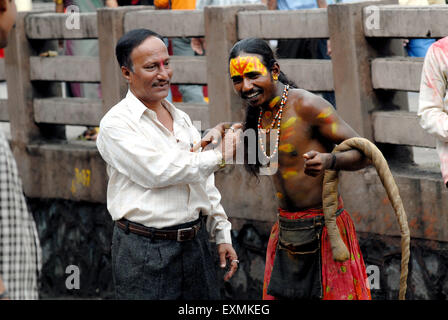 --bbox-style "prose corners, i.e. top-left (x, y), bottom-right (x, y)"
top-left (263, 199), bottom-right (371, 300)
